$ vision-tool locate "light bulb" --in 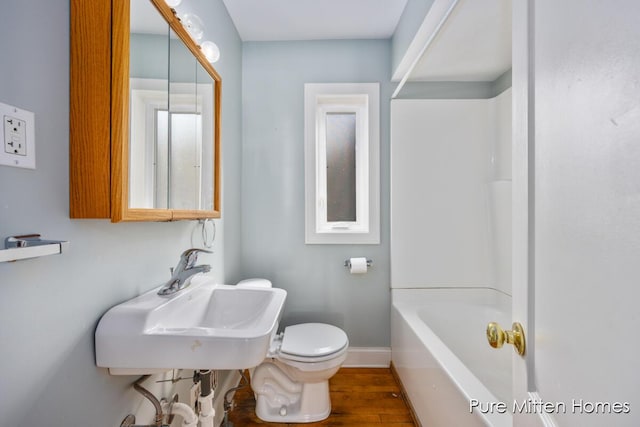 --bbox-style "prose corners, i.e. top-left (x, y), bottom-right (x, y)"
top-left (164, 0), bottom-right (182, 7)
top-left (180, 13), bottom-right (204, 42)
top-left (201, 41), bottom-right (220, 63)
